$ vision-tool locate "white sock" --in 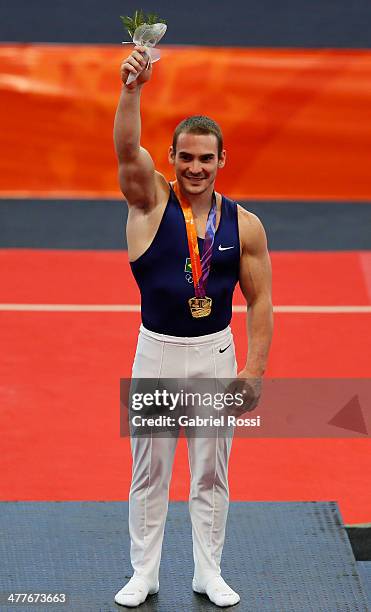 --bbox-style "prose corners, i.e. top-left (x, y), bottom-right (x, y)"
top-left (114, 576), bottom-right (159, 607)
top-left (193, 575), bottom-right (240, 607)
